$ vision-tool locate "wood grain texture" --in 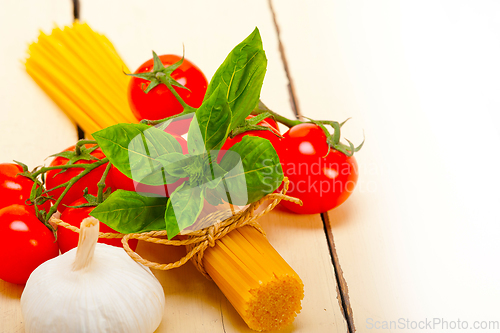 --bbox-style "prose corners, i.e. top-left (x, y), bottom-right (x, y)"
top-left (138, 208), bottom-right (347, 333)
top-left (78, 0), bottom-right (348, 330)
top-left (0, 1), bottom-right (75, 332)
top-left (273, 0), bottom-right (500, 331)
top-left (0, 1), bottom-right (77, 168)
top-left (0, 0), bottom-right (348, 332)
